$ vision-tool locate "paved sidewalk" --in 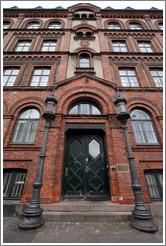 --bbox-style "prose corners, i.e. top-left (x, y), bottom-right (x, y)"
top-left (3, 216), bottom-right (163, 244)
